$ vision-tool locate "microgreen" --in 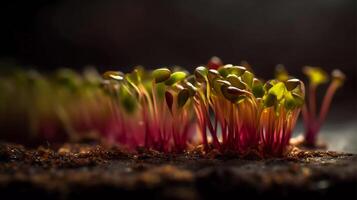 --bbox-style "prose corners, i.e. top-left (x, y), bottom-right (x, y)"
top-left (192, 63), bottom-right (305, 156)
top-left (101, 67), bottom-right (194, 152)
top-left (303, 67), bottom-right (345, 146)
top-left (1, 60), bottom-right (310, 157)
